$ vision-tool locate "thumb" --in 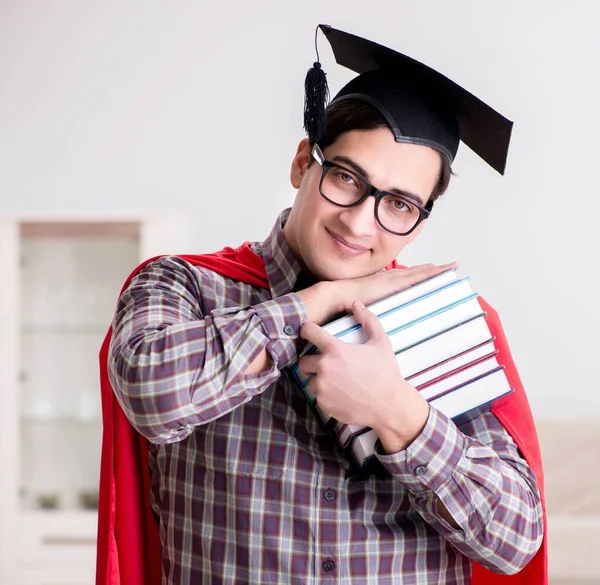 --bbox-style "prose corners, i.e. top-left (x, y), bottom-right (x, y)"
top-left (352, 301), bottom-right (387, 344)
